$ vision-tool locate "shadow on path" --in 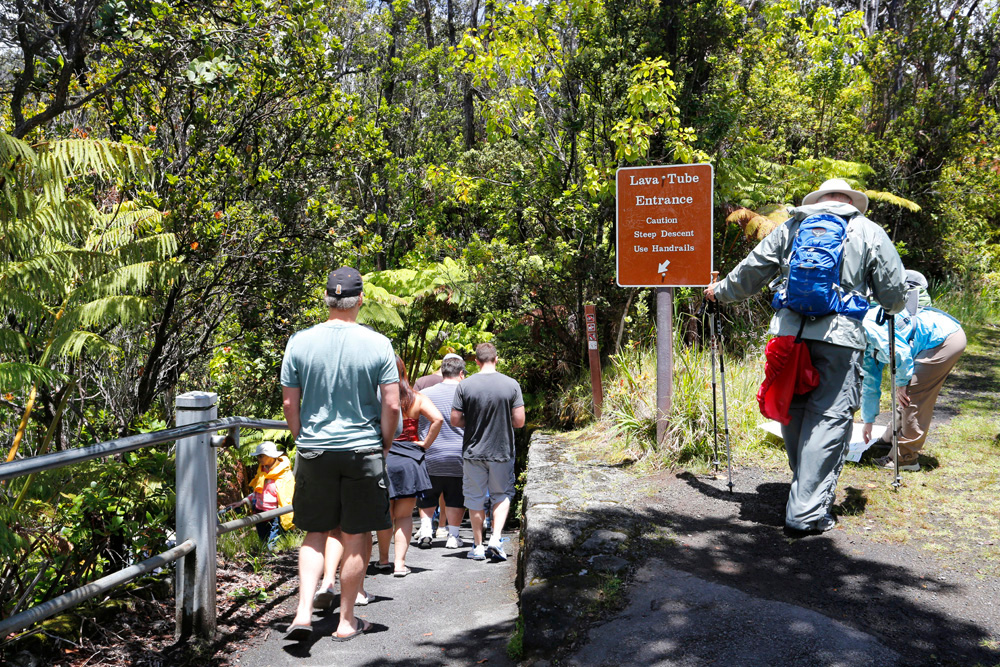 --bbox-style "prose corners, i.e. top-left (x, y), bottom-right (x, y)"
top-left (565, 468), bottom-right (1000, 666)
